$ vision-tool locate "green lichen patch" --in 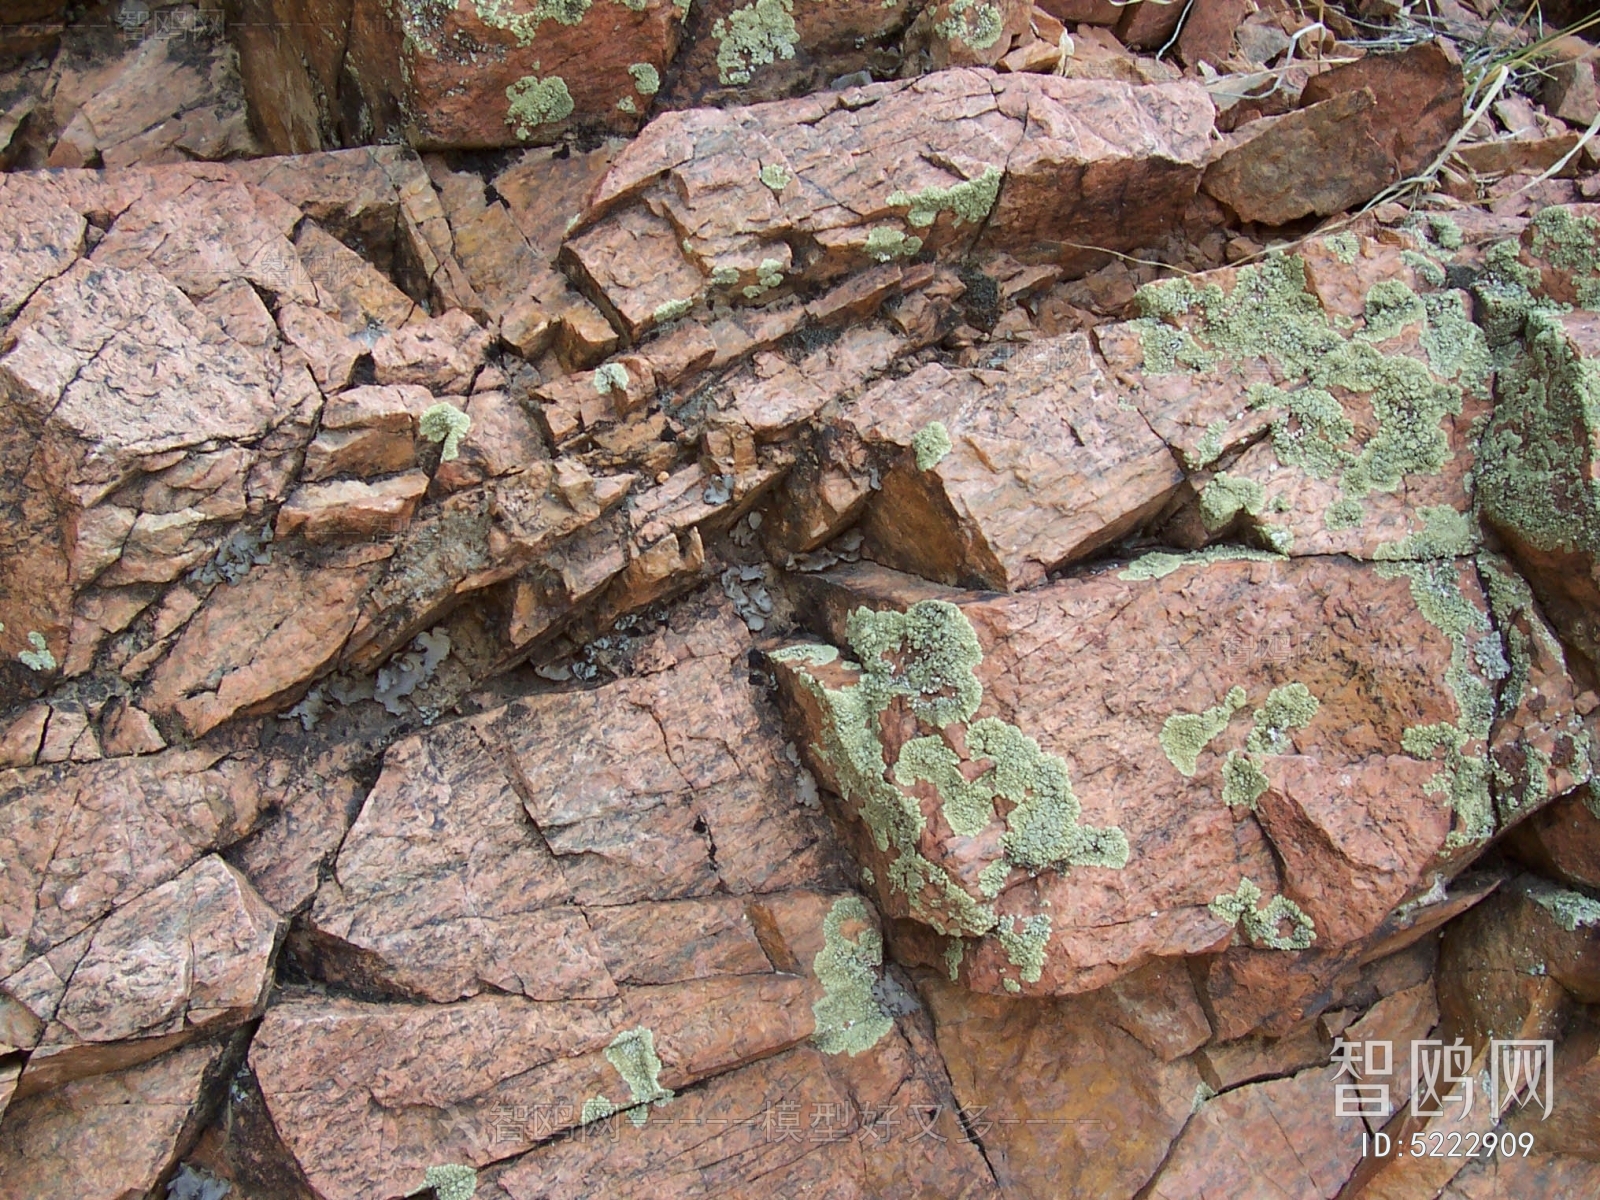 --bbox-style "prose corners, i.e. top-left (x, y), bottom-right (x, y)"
top-left (759, 162), bottom-right (791, 192)
top-left (472, 0), bottom-right (591, 45)
top-left (1198, 473), bottom-right (1266, 532)
top-left (864, 226), bottom-right (923, 263)
top-left (783, 600), bottom-right (1127, 946)
top-left (617, 96), bottom-right (637, 114)
top-left (741, 258), bottom-right (786, 299)
top-left (598, 1026), bottom-right (673, 1125)
top-left (412, 1164), bottom-right (477, 1200)
top-left (420, 403), bottom-right (471, 461)
top-left (713, 0), bottom-right (798, 86)
top-left (1528, 206), bottom-right (1600, 310)
top-left (627, 62), bottom-right (660, 95)
top-left (1117, 546), bottom-right (1285, 581)
top-left (995, 913), bottom-right (1051, 985)
top-left (1476, 310), bottom-right (1600, 560)
top-left (1325, 497), bottom-right (1366, 531)
top-left (592, 362), bottom-right (630, 394)
top-left (943, 937), bottom-right (965, 981)
top-left (887, 166), bottom-right (1002, 230)
top-left (811, 895), bottom-right (895, 1055)
top-left (1425, 214), bottom-right (1464, 252)
top-left (653, 297), bottom-right (693, 323)
top-left (1361, 279), bottom-right (1427, 343)
top-left (934, 0), bottom-right (1003, 49)
top-left (1374, 504), bottom-right (1478, 561)
top-left (506, 73), bottom-right (574, 139)
top-left (580, 1095), bottom-right (617, 1124)
top-left (1221, 750), bottom-right (1270, 809)
top-left (911, 420), bottom-right (952, 470)
top-left (1378, 559), bottom-right (1496, 845)
top-left (1160, 686), bottom-right (1247, 777)
top-left (1526, 878), bottom-right (1600, 931)
top-left (1326, 232), bottom-right (1359, 264)
top-left (18, 630), bottom-right (56, 672)
top-left (1209, 877), bottom-right (1316, 950)
top-left (1245, 683), bottom-right (1320, 755)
